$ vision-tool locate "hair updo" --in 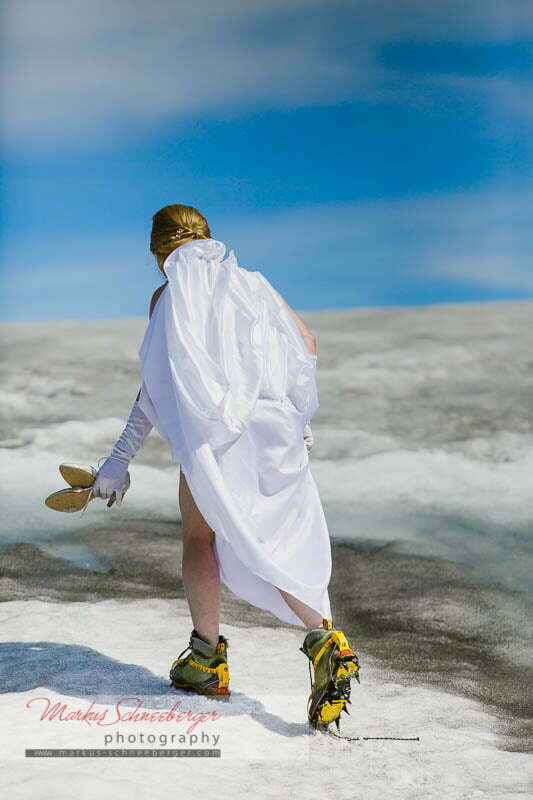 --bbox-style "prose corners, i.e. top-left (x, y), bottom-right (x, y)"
top-left (150, 204), bottom-right (211, 276)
